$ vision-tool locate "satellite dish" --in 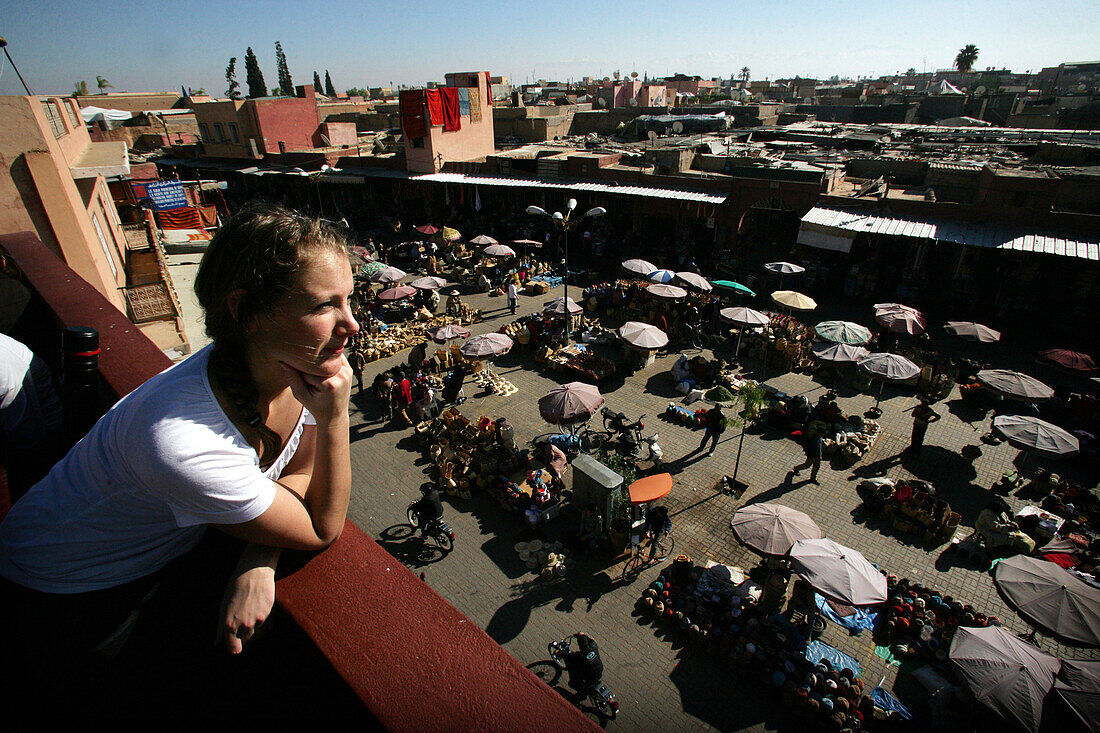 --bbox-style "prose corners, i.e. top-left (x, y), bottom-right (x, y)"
top-left (648, 130), bottom-right (658, 142)
top-left (974, 85), bottom-right (987, 96)
top-left (672, 121), bottom-right (684, 134)
top-left (596, 97), bottom-right (606, 108)
top-left (629, 98), bottom-right (639, 107)
top-left (631, 71), bottom-right (639, 79)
